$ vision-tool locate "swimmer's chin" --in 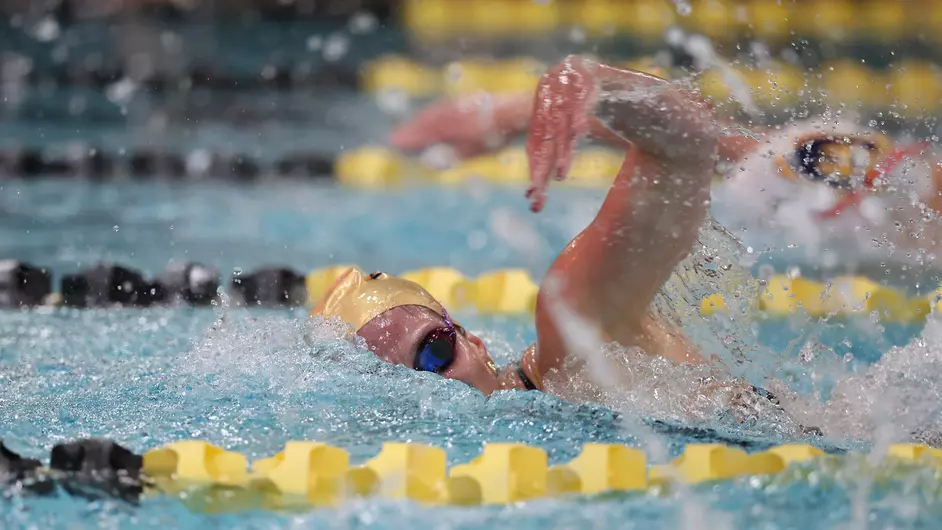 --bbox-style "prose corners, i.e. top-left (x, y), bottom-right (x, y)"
top-left (494, 366), bottom-right (529, 392)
